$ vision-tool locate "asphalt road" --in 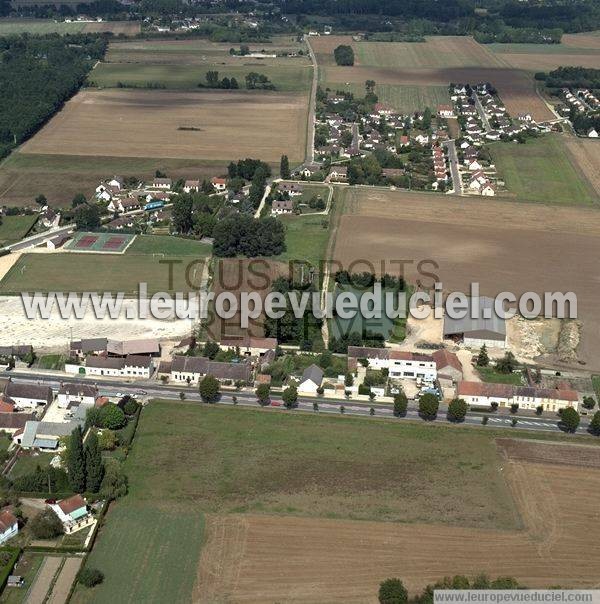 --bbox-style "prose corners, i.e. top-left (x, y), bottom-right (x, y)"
top-left (6, 225), bottom-right (74, 251)
top-left (443, 139), bottom-right (462, 195)
top-left (6, 370), bottom-right (594, 437)
top-left (473, 93), bottom-right (492, 132)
